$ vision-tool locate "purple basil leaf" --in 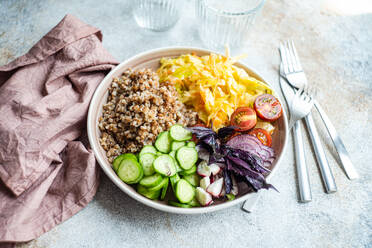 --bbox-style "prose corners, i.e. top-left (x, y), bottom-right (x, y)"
top-left (186, 126), bottom-right (215, 139)
top-left (223, 168), bottom-right (232, 194)
top-left (217, 126), bottom-right (239, 139)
